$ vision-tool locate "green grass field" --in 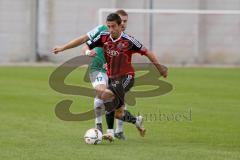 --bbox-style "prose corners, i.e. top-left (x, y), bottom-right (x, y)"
top-left (0, 66), bottom-right (240, 160)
